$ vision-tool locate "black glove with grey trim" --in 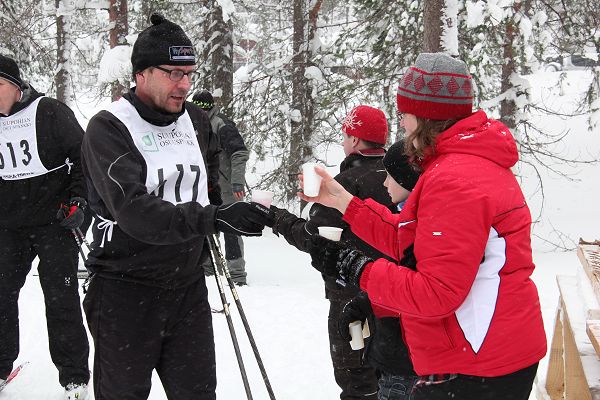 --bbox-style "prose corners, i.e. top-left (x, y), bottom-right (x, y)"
top-left (215, 201), bottom-right (274, 237)
top-left (338, 291), bottom-right (373, 341)
top-left (337, 248), bottom-right (374, 288)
